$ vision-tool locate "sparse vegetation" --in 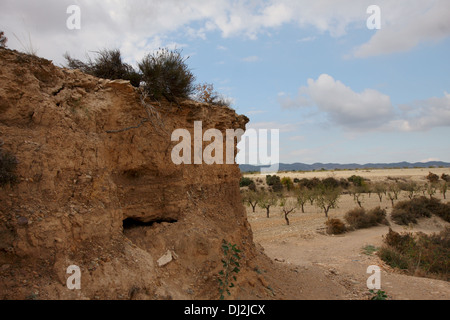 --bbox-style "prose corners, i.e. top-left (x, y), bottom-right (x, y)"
top-left (378, 228), bottom-right (450, 281)
top-left (218, 241), bottom-right (241, 300)
top-left (390, 196), bottom-right (450, 225)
